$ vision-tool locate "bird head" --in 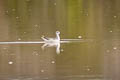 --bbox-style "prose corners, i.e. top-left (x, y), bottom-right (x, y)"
top-left (56, 31), bottom-right (60, 34)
